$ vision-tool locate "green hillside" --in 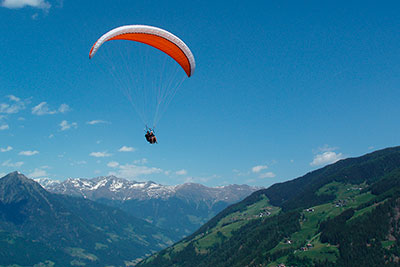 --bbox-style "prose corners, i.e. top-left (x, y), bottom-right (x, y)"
top-left (137, 146), bottom-right (400, 267)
